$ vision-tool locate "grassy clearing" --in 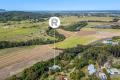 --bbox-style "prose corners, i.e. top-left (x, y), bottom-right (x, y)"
top-left (0, 16), bottom-right (113, 42)
top-left (82, 27), bottom-right (120, 33)
top-left (81, 27), bottom-right (97, 31)
top-left (100, 28), bottom-right (120, 33)
top-left (79, 16), bottom-right (113, 21)
top-left (60, 16), bottom-right (113, 26)
top-left (0, 27), bottom-right (43, 41)
top-left (111, 77), bottom-right (120, 80)
top-left (86, 22), bottom-right (112, 27)
top-left (0, 20), bottom-right (50, 41)
top-left (0, 16), bottom-right (117, 49)
top-left (55, 35), bottom-right (97, 49)
top-left (0, 45), bottom-right (35, 56)
top-left (55, 27), bottom-right (120, 49)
